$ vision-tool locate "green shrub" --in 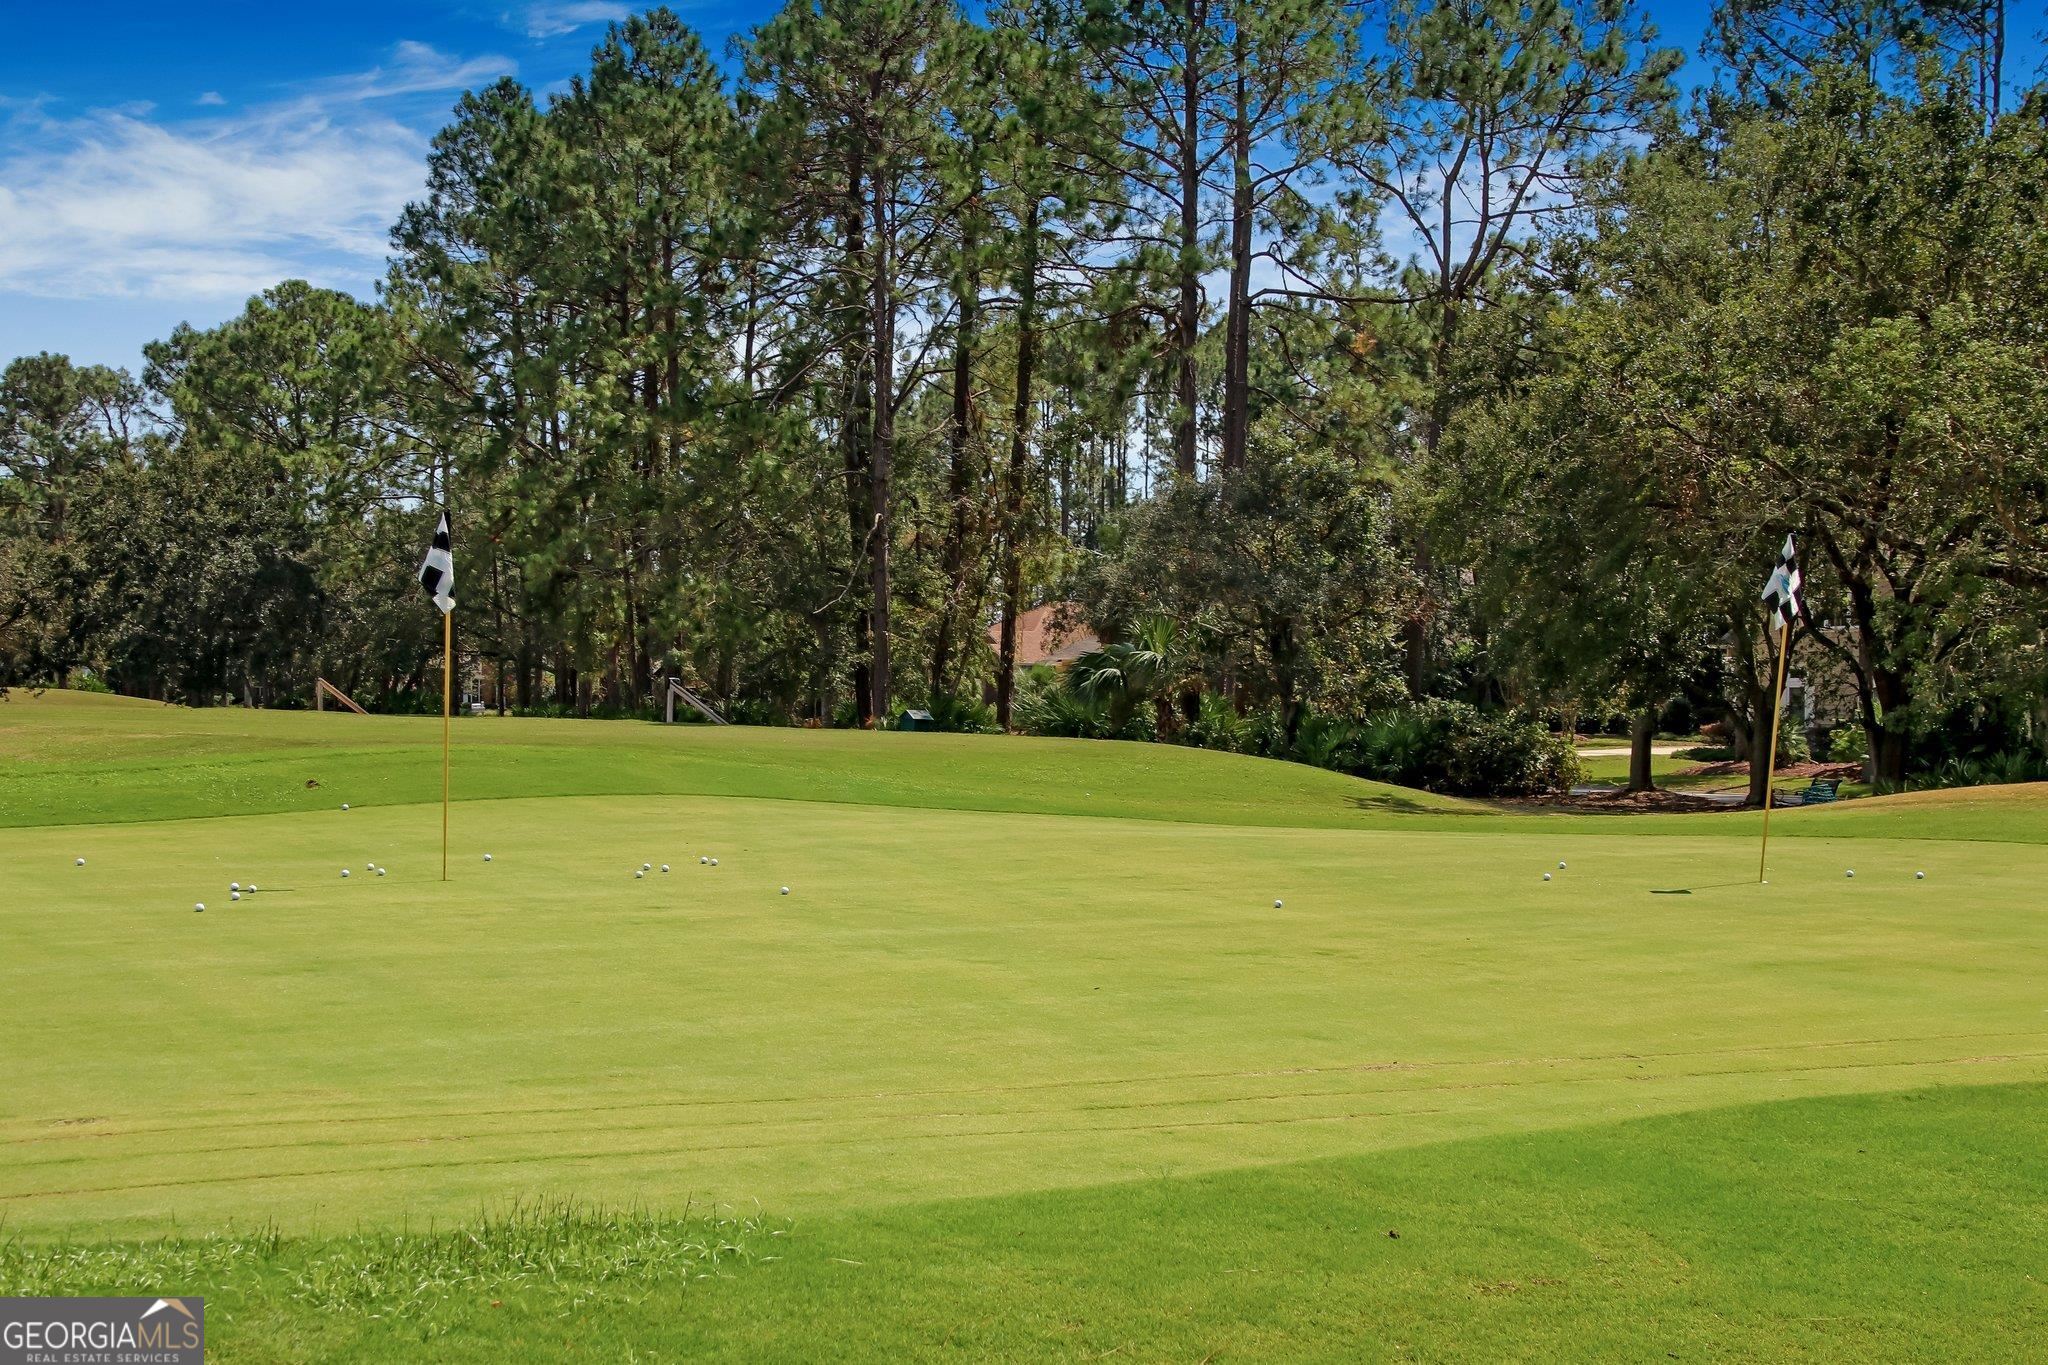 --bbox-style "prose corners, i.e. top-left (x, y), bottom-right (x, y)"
top-left (1679, 743), bottom-right (1736, 762)
top-left (1241, 707), bottom-right (1289, 758)
top-left (1183, 693), bottom-right (1251, 753)
top-left (1827, 725), bottom-right (1869, 765)
top-left (992, 668), bottom-right (1575, 795)
top-left (1656, 696), bottom-right (1697, 735)
top-left (1449, 711), bottom-right (1582, 796)
top-left (1911, 751), bottom-right (2048, 790)
top-left (373, 689), bottom-right (446, 716)
top-left (1778, 727), bottom-right (1810, 764)
top-left (507, 697), bottom-right (658, 722)
top-left (723, 698), bottom-right (792, 727)
top-left (1352, 700), bottom-right (1578, 797)
top-left (1289, 712), bottom-right (1361, 772)
top-left (1017, 682), bottom-right (1151, 741)
top-left (1985, 751), bottom-right (2048, 784)
top-left (1353, 710), bottom-right (1437, 788)
top-left (923, 693), bottom-right (996, 733)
